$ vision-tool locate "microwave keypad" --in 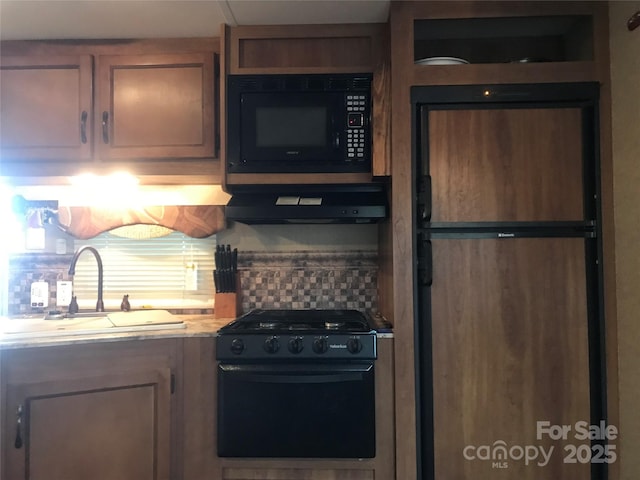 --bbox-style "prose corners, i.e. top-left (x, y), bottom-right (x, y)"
top-left (346, 95), bottom-right (368, 161)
